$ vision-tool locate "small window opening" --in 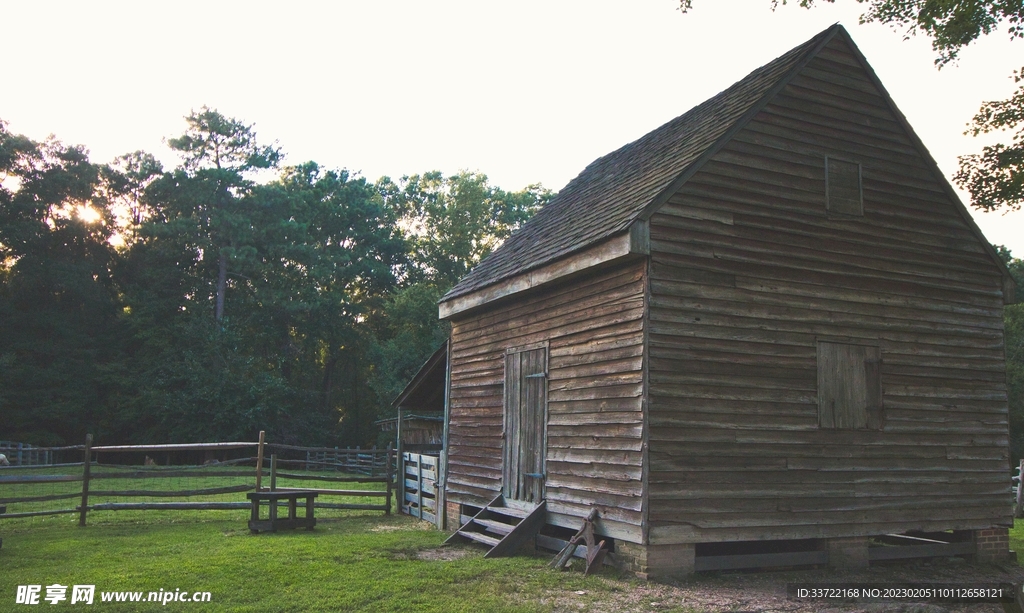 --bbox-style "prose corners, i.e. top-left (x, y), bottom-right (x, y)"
top-left (825, 157), bottom-right (863, 216)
